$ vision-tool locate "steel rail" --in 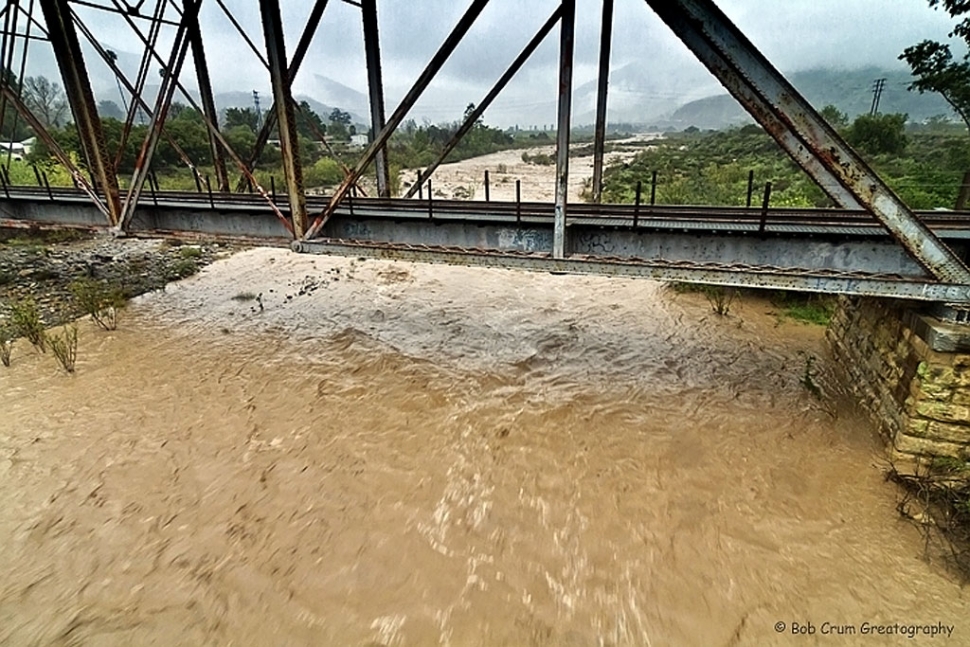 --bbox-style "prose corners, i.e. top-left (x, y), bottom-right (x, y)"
top-left (8, 187), bottom-right (970, 235)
